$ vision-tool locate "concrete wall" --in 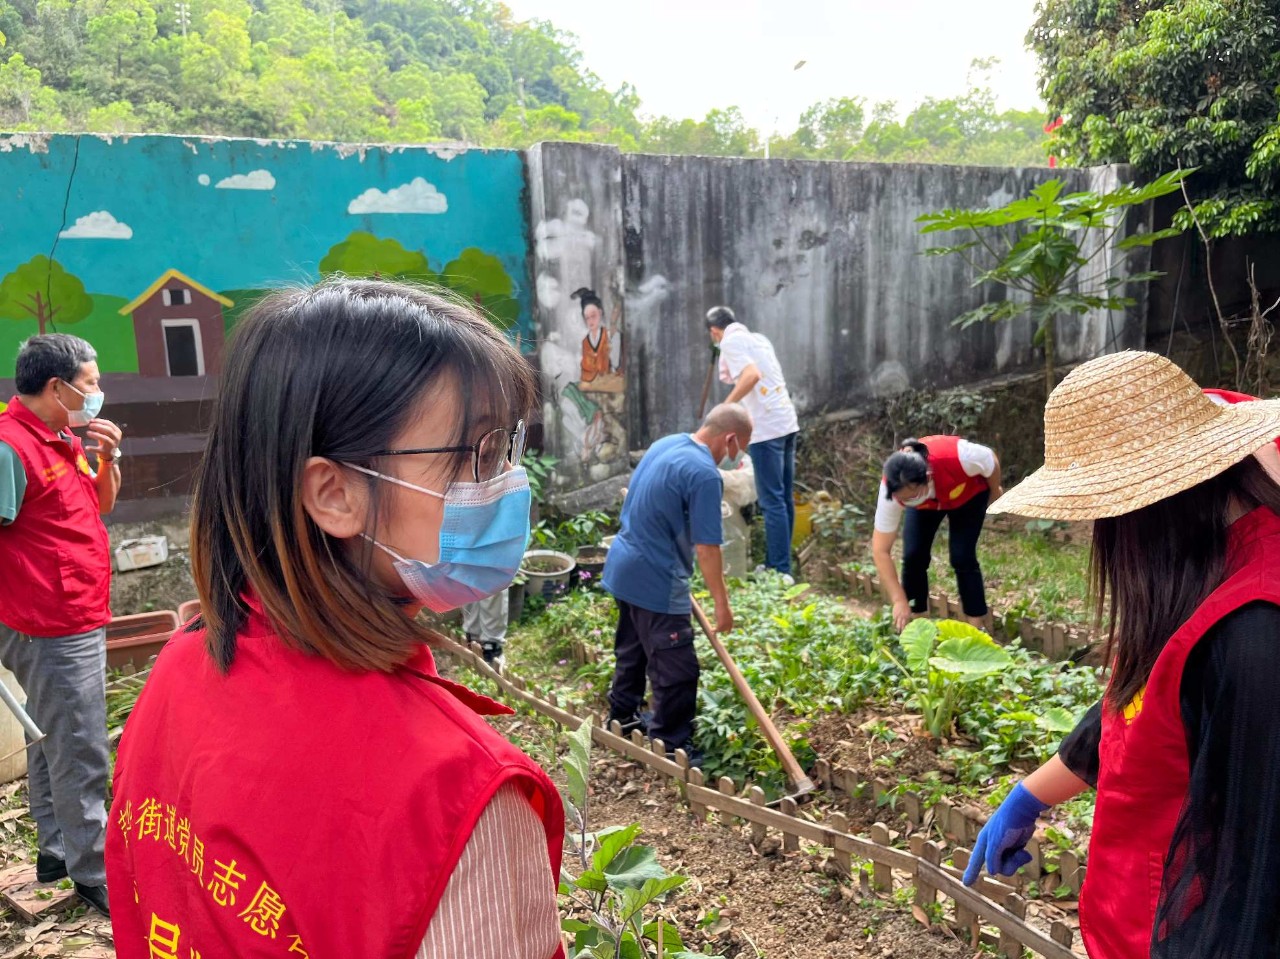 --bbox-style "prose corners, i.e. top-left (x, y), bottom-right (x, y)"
top-left (526, 142), bottom-right (630, 501)
top-left (0, 133), bottom-right (1153, 515)
top-left (621, 156), bottom-right (1146, 447)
